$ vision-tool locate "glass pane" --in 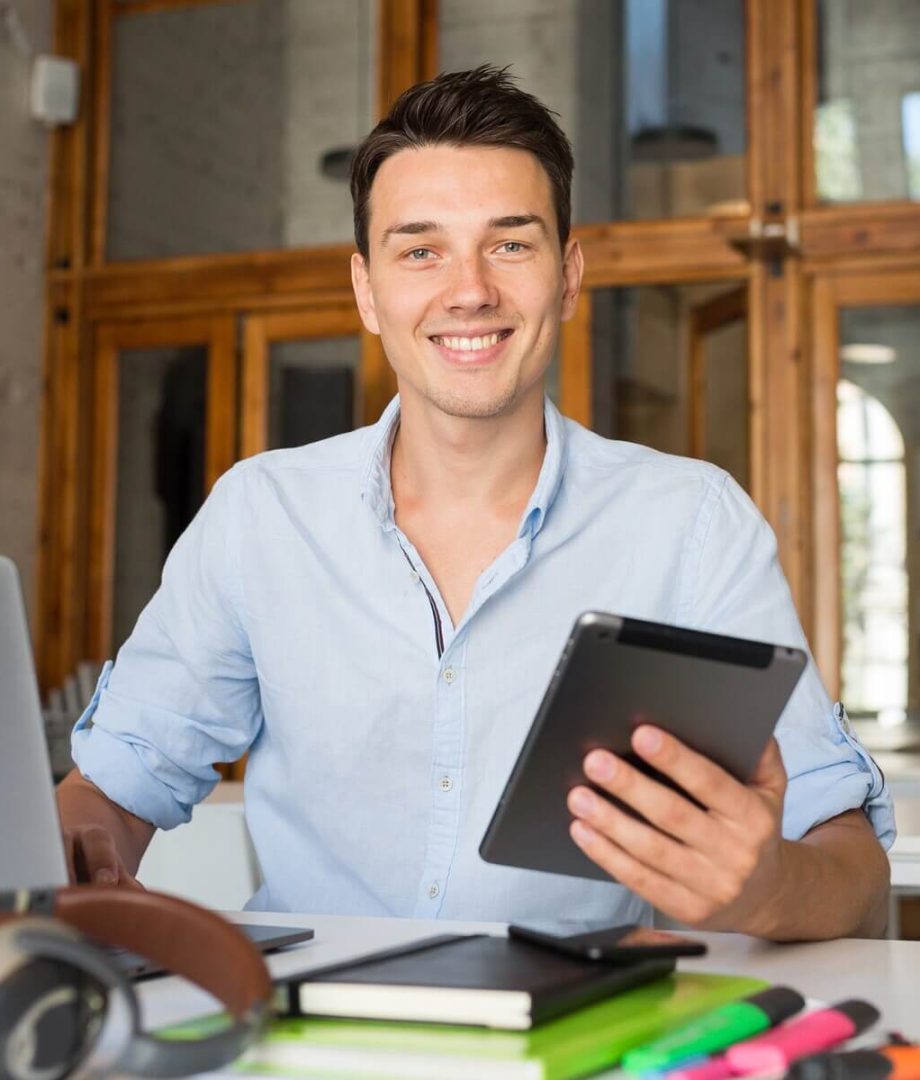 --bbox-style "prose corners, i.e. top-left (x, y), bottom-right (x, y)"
top-left (108, 0), bottom-right (375, 260)
top-left (589, 282), bottom-right (748, 489)
top-left (702, 309), bottom-right (749, 485)
top-left (114, 346), bottom-right (207, 648)
top-left (815, 0), bottom-right (920, 204)
top-left (268, 337), bottom-right (360, 450)
top-left (438, 0), bottom-right (746, 223)
top-left (838, 305), bottom-right (919, 737)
